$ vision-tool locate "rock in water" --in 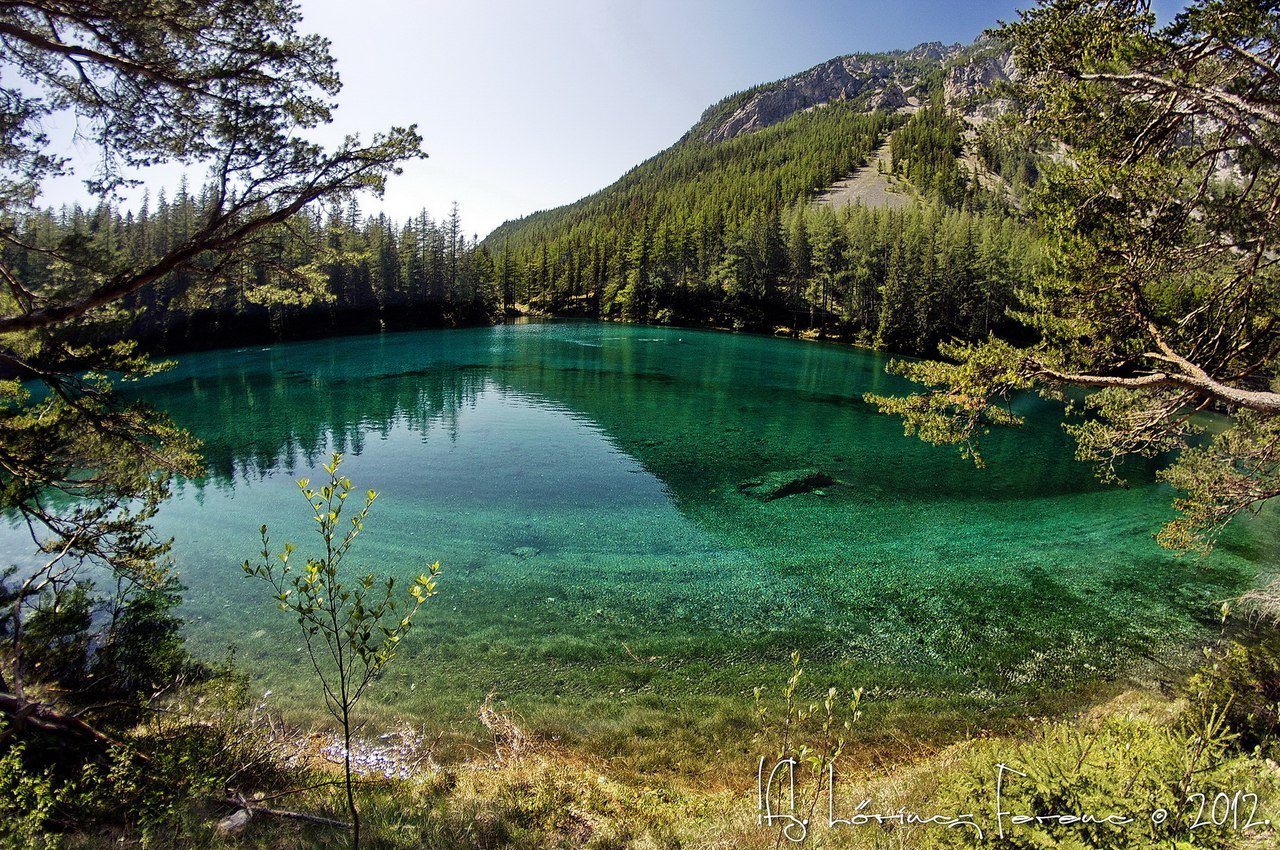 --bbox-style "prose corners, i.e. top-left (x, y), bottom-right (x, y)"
top-left (737, 469), bottom-right (835, 501)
